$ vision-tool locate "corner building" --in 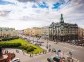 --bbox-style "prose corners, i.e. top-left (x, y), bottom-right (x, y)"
top-left (49, 14), bottom-right (78, 42)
